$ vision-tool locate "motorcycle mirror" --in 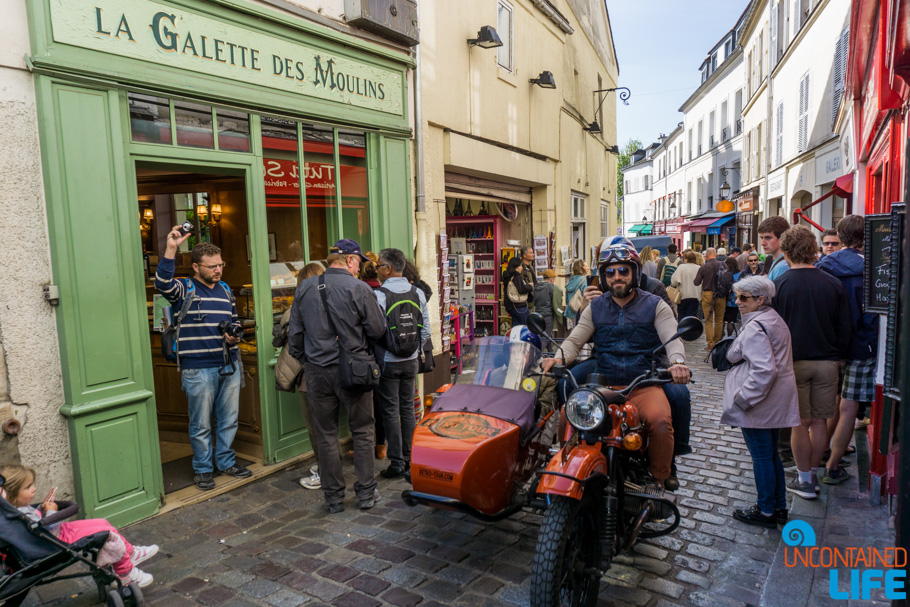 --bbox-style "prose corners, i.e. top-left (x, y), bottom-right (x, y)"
top-left (526, 313), bottom-right (547, 336)
top-left (675, 316), bottom-right (704, 342)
